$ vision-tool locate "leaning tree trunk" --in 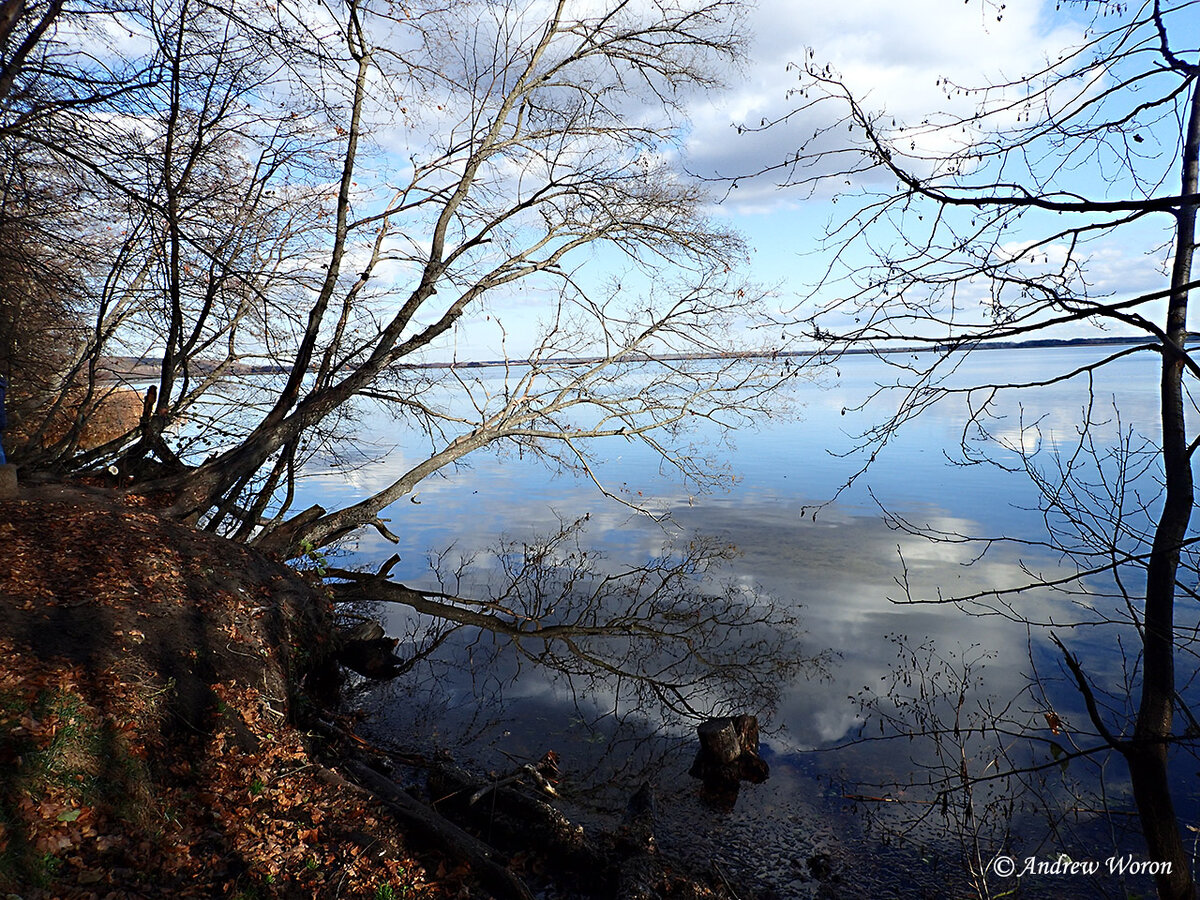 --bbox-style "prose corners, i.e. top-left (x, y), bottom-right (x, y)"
top-left (1124, 77), bottom-right (1200, 900)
